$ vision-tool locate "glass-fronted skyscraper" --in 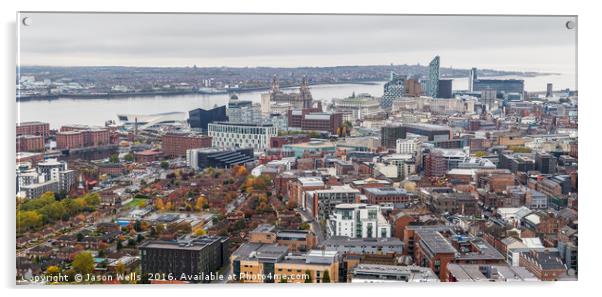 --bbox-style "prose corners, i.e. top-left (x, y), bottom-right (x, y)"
top-left (427, 56), bottom-right (440, 98)
top-left (381, 71), bottom-right (406, 109)
top-left (468, 67), bottom-right (478, 92)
